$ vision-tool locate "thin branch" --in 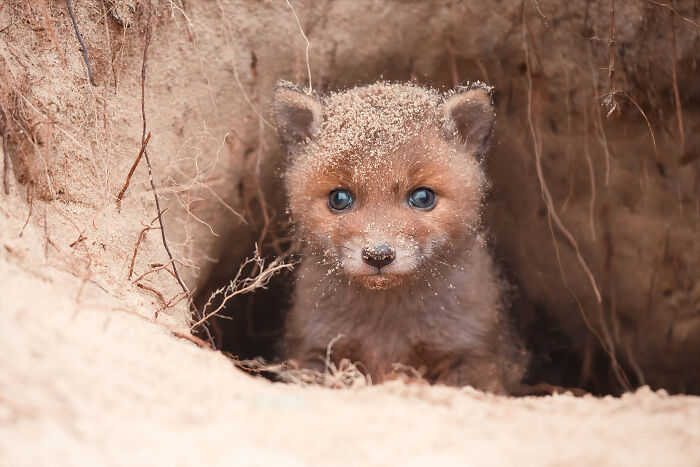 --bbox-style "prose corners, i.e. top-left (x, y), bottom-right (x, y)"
top-left (199, 181), bottom-right (247, 225)
top-left (585, 42), bottom-right (613, 186)
top-left (583, 102), bottom-right (597, 242)
top-left (522, 10), bottom-right (629, 390)
top-left (0, 104), bottom-right (9, 194)
top-left (138, 2), bottom-right (191, 307)
top-left (128, 211), bottom-right (164, 280)
top-left (545, 203), bottom-right (632, 391)
top-left (172, 330), bottom-right (212, 349)
top-left (117, 131), bottom-right (151, 204)
top-left (620, 91), bottom-right (658, 158)
top-left (66, 0), bottom-right (96, 86)
top-left (132, 258), bottom-right (180, 284)
top-left (39, 0), bottom-right (66, 62)
top-left (136, 282), bottom-right (167, 306)
top-left (533, 0), bottom-right (550, 27)
top-left (155, 291), bottom-right (189, 318)
top-left (19, 186), bottom-right (33, 237)
top-left (669, 10), bottom-right (685, 157)
top-left (100, 0), bottom-right (117, 88)
top-left (285, 0), bottom-right (312, 94)
top-left (607, 0), bottom-right (615, 94)
top-left (521, 19), bottom-right (602, 304)
top-left (190, 253), bottom-right (292, 331)
top-left (647, 0), bottom-right (700, 28)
